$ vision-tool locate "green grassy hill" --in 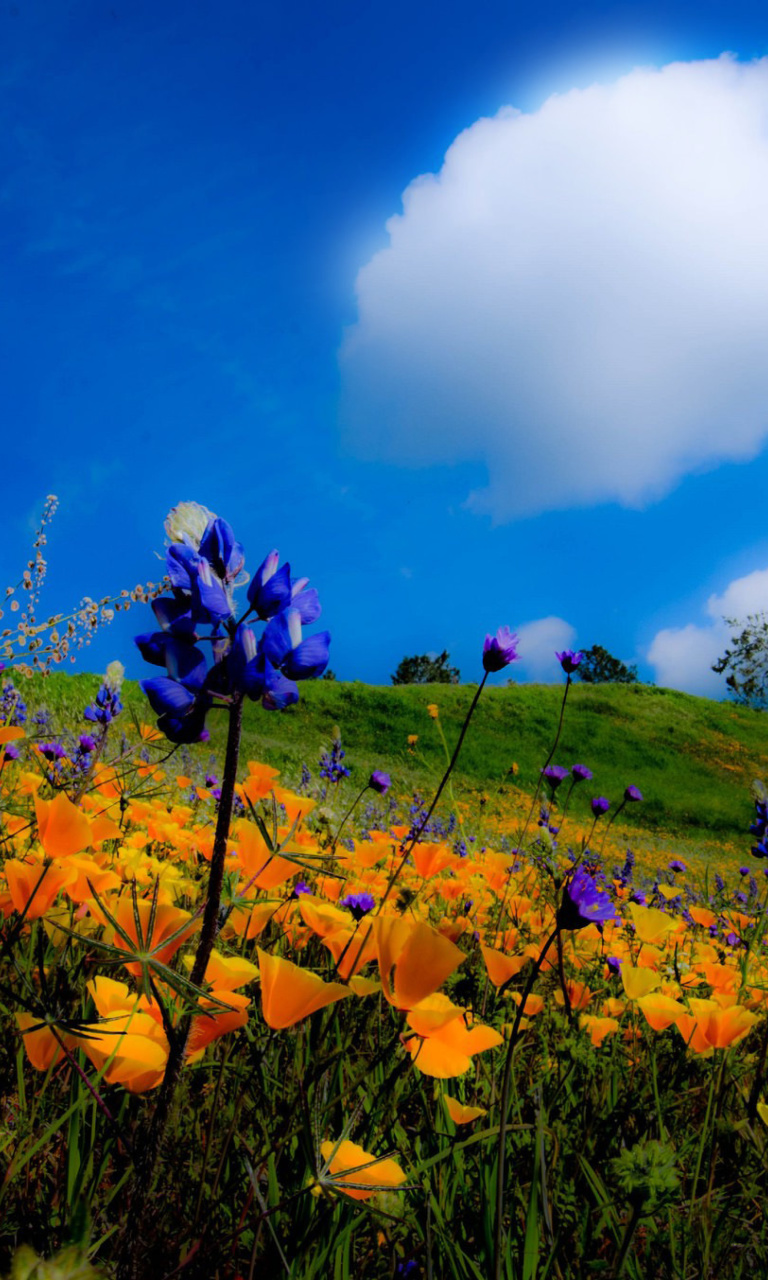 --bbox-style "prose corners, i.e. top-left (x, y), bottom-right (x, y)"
top-left (16, 673), bottom-right (768, 860)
